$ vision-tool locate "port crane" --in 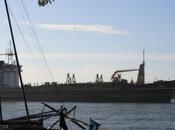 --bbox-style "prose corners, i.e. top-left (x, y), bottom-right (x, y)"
top-left (111, 51), bottom-right (145, 84)
top-left (111, 63), bottom-right (145, 84)
top-left (111, 69), bottom-right (139, 83)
